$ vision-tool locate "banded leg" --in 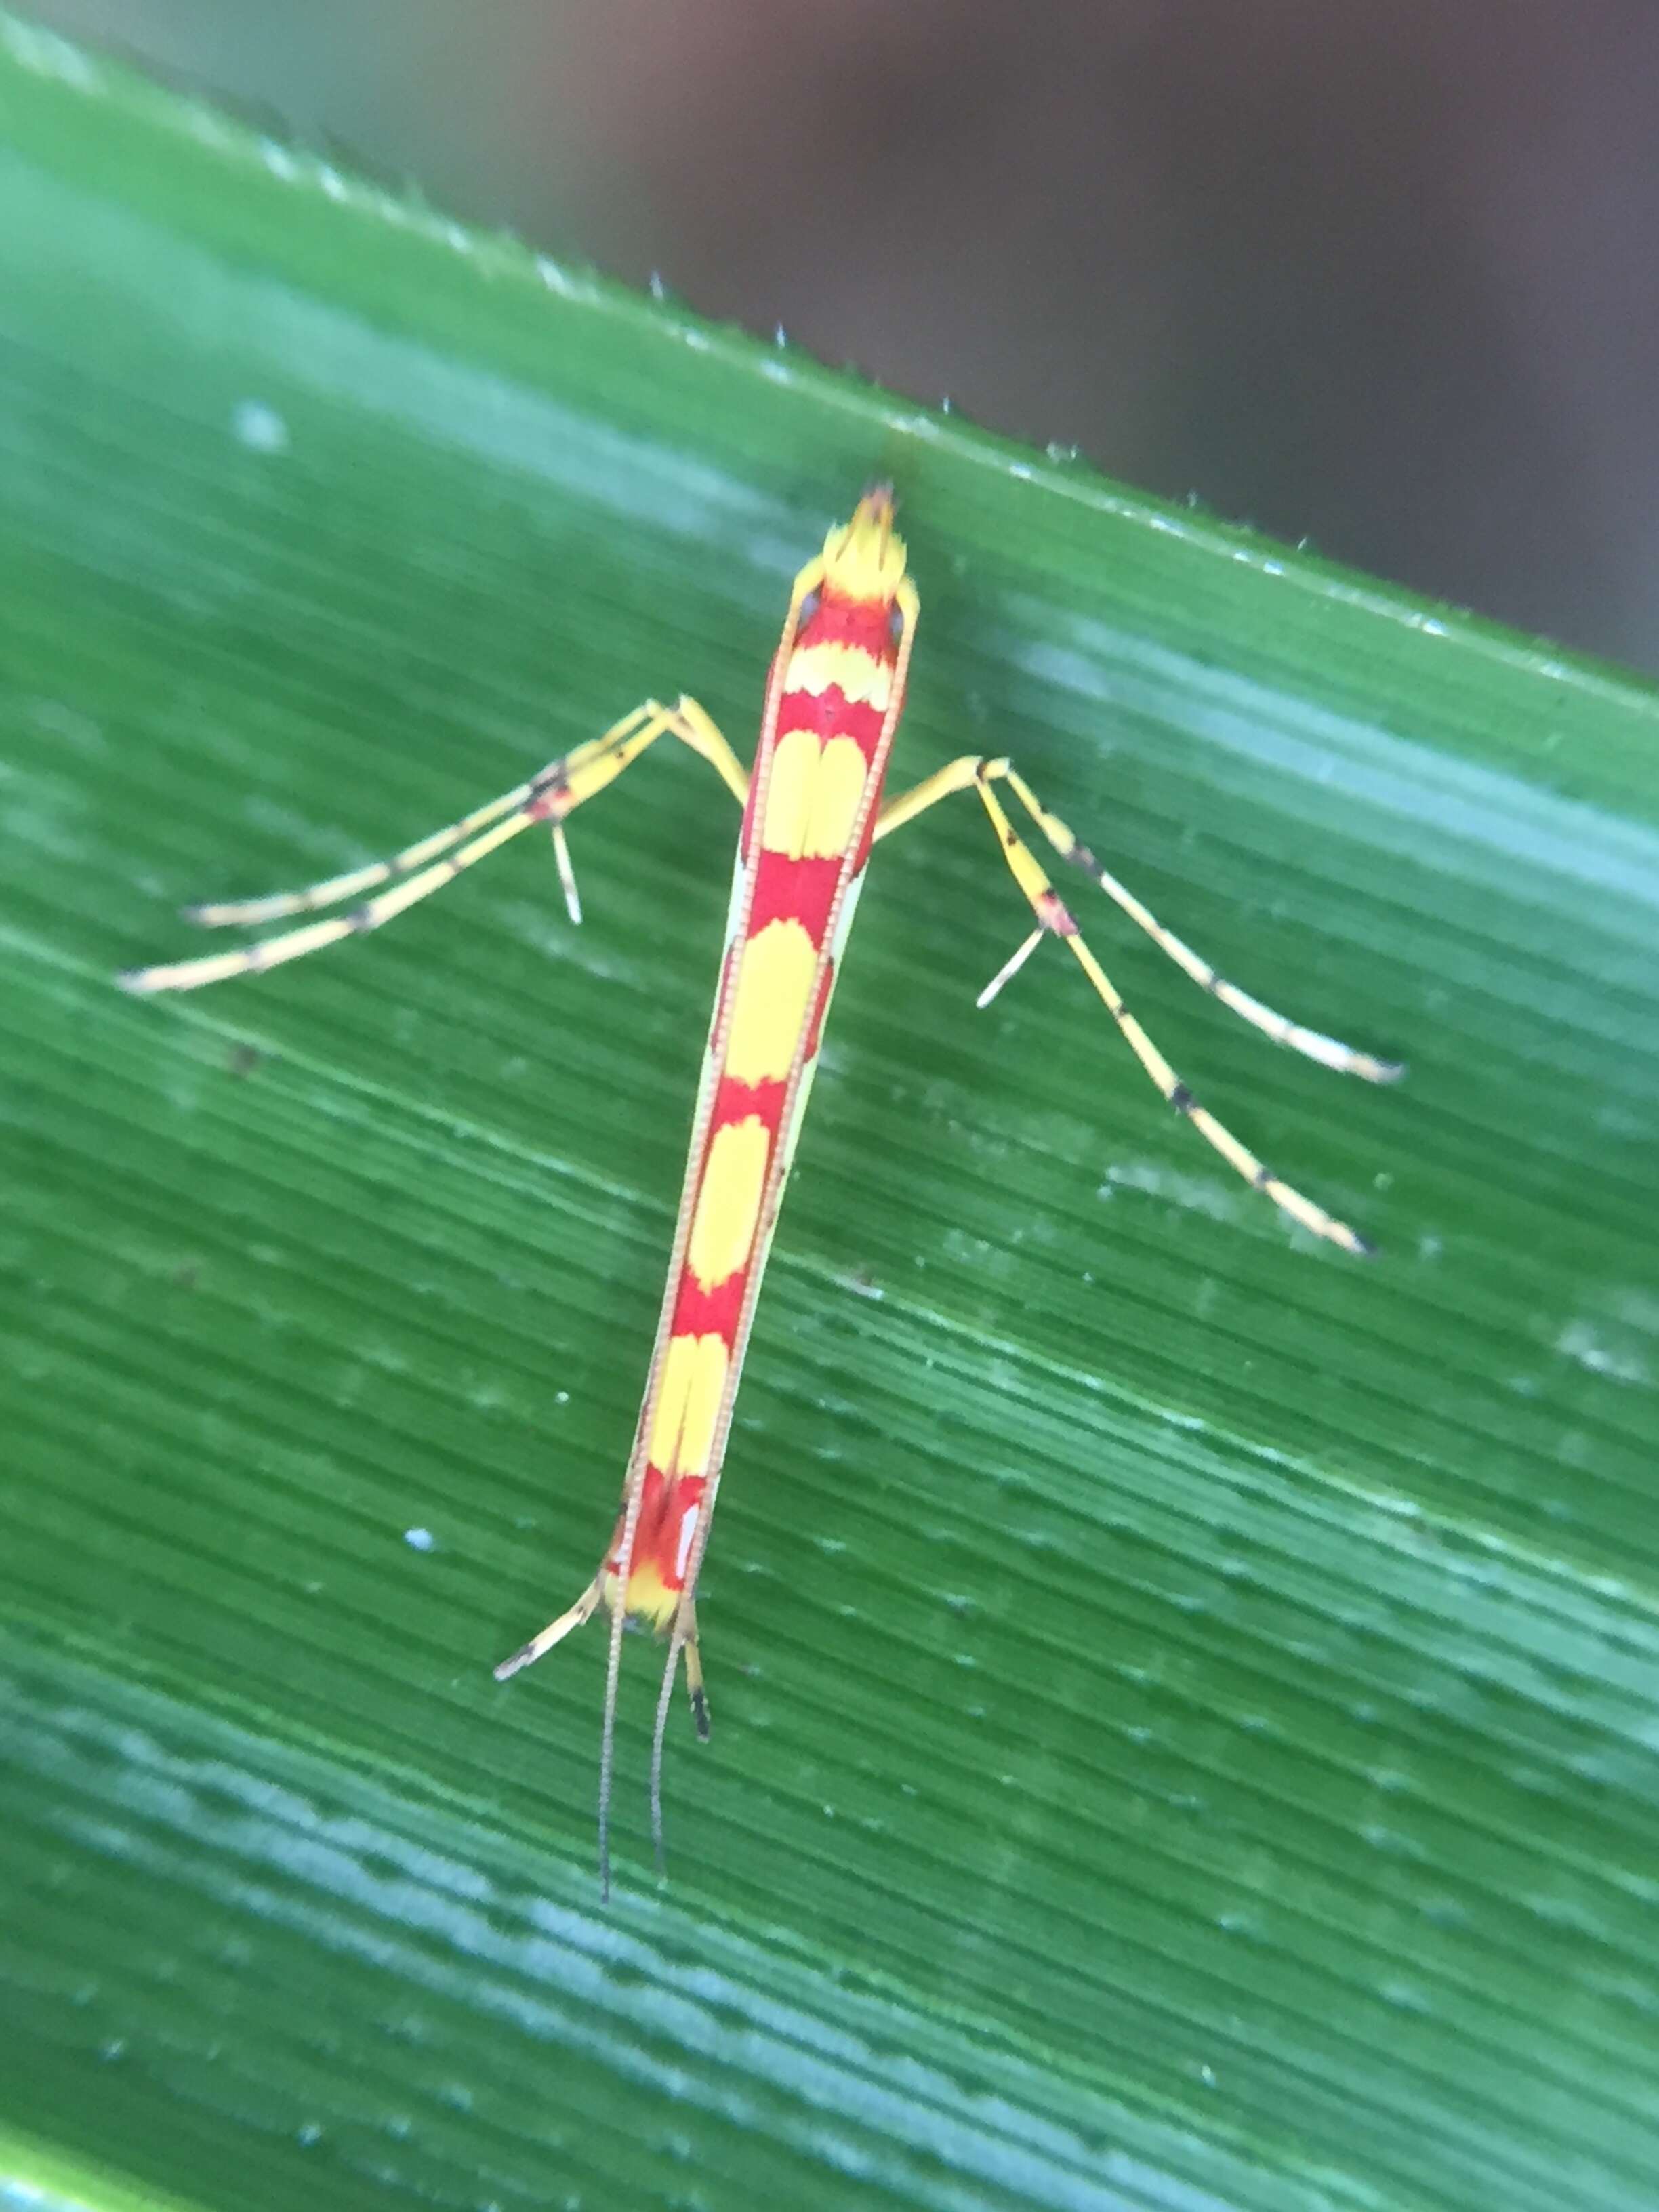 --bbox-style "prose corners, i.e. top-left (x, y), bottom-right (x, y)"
top-left (492, 1566), bottom-right (708, 1889)
top-left (649, 1598), bottom-right (710, 1876)
top-left (999, 766), bottom-right (1404, 1082)
top-left (495, 1561), bottom-right (703, 1893)
top-left (492, 1580), bottom-right (601, 1681)
top-left (117, 697), bottom-right (748, 996)
top-left (180, 773), bottom-right (548, 928)
top-left (875, 756), bottom-right (1389, 1255)
top-left (876, 755), bottom-right (1401, 1084)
